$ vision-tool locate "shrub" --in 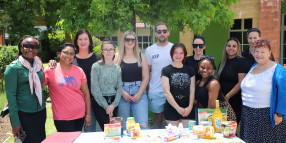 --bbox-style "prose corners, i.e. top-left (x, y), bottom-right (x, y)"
top-left (0, 46), bottom-right (18, 91)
